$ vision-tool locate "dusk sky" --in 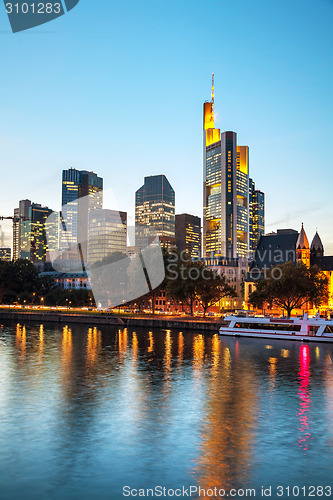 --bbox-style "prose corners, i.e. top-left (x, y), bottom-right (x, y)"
top-left (0, 0), bottom-right (332, 251)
